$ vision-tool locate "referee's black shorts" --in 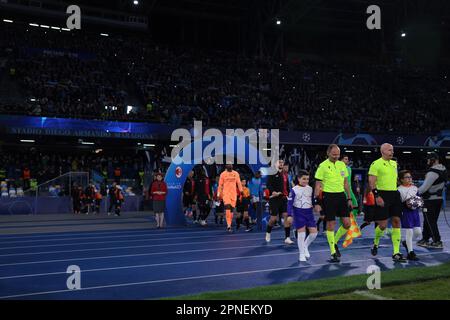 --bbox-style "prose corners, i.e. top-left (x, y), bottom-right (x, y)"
top-left (269, 196), bottom-right (287, 217)
top-left (374, 190), bottom-right (402, 220)
top-left (322, 192), bottom-right (349, 221)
